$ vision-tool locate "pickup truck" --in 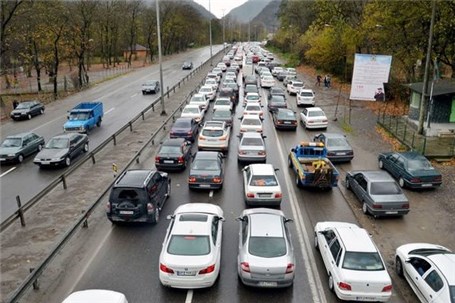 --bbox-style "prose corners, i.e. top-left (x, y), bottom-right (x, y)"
top-left (288, 141), bottom-right (339, 189)
top-left (64, 102), bottom-right (103, 134)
